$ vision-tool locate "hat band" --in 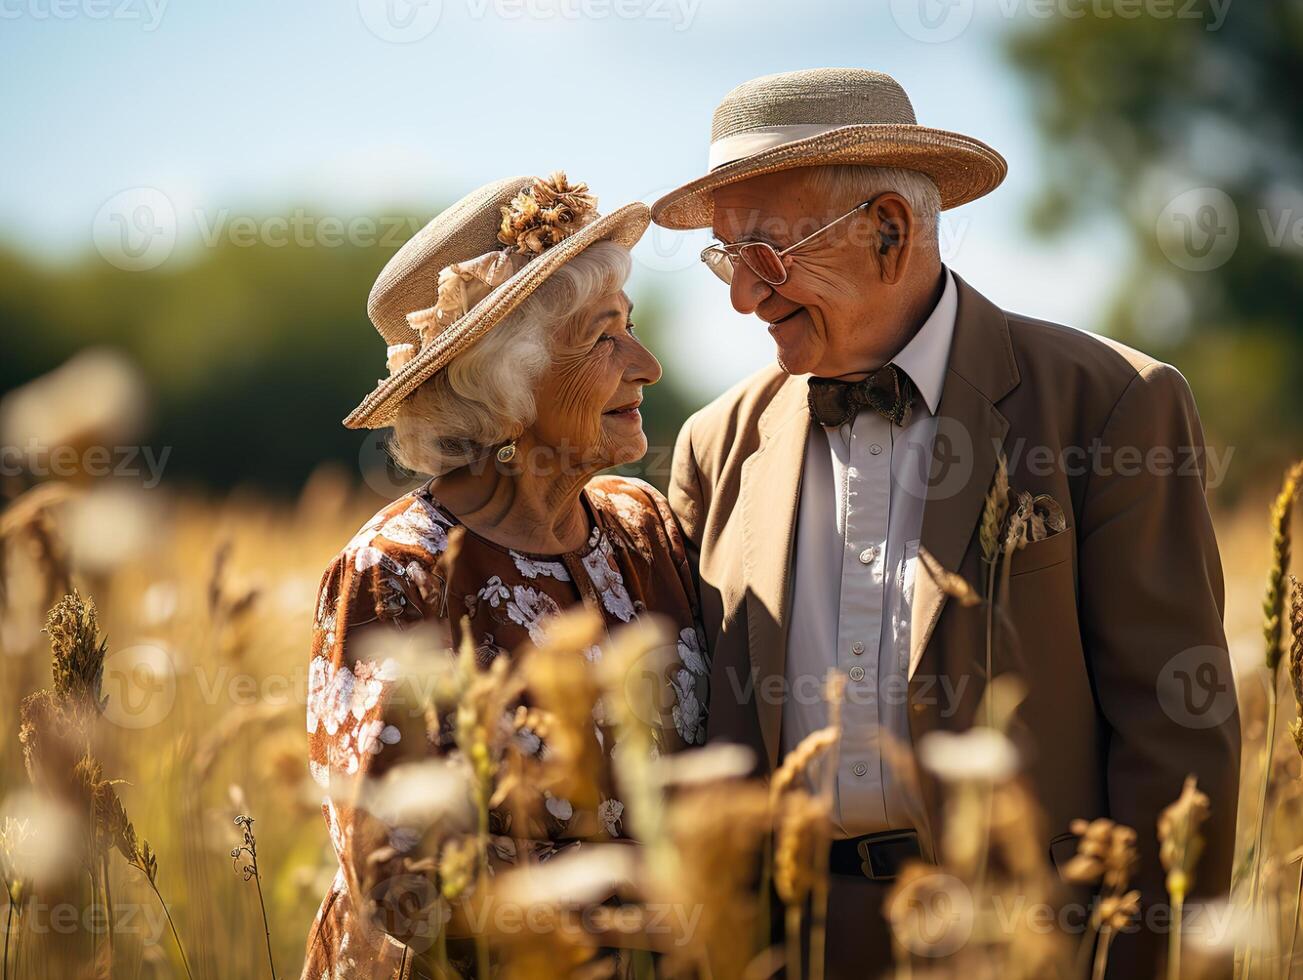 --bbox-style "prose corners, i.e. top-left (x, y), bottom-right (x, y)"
top-left (707, 123), bottom-right (848, 171)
